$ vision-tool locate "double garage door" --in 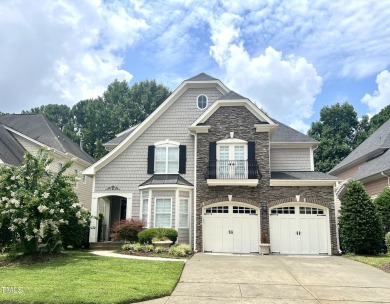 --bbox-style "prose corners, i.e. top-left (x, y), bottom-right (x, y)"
top-left (203, 205), bottom-right (259, 253)
top-left (203, 203), bottom-right (330, 255)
